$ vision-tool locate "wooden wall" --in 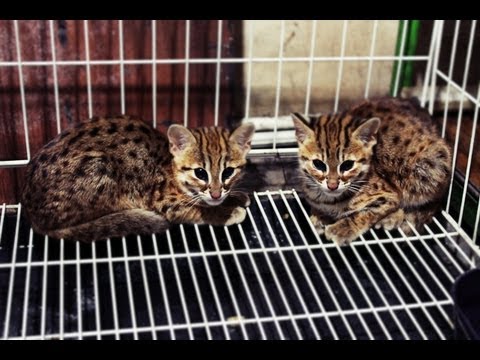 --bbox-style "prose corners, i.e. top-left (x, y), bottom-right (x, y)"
top-left (0, 20), bottom-right (244, 204)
